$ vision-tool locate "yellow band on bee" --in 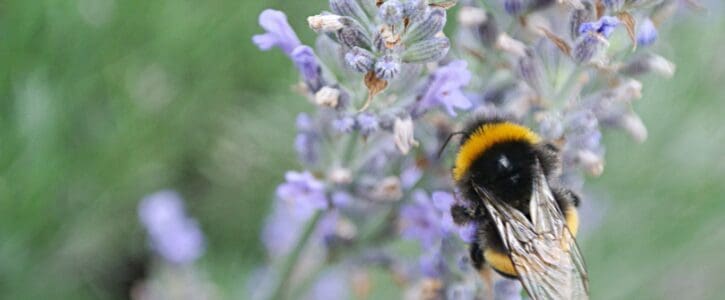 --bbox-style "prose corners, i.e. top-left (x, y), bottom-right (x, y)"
top-left (484, 207), bottom-right (580, 277)
top-left (453, 122), bottom-right (540, 181)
